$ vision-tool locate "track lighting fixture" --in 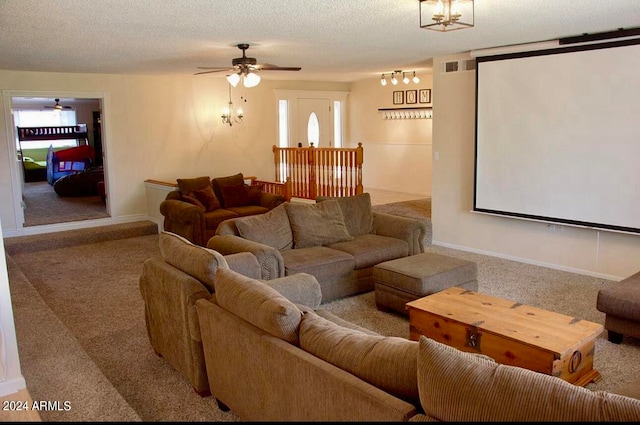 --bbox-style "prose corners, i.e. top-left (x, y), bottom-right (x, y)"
top-left (380, 70), bottom-right (421, 87)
